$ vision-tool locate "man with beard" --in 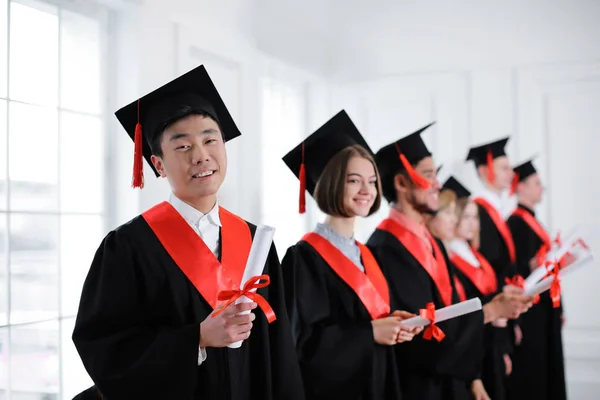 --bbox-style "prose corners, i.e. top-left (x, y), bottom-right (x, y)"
top-left (367, 125), bottom-right (531, 400)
